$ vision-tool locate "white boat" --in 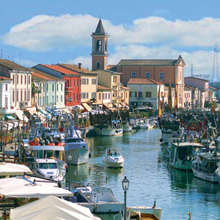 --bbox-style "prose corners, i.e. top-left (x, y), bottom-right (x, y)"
top-left (103, 151), bottom-right (124, 168)
top-left (192, 151), bottom-right (220, 183)
top-left (33, 158), bottom-right (66, 182)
